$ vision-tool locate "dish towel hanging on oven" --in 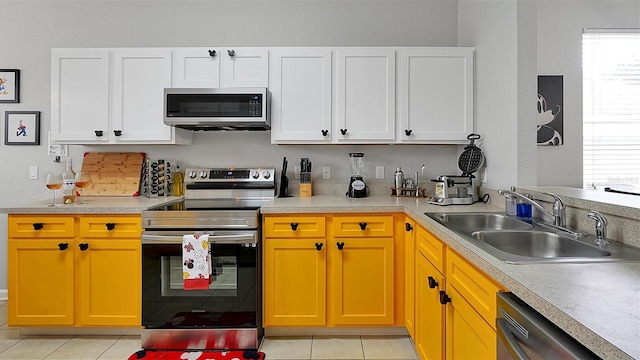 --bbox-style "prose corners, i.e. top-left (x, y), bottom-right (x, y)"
top-left (182, 234), bottom-right (212, 290)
